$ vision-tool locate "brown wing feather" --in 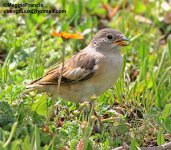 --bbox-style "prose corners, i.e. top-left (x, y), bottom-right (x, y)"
top-left (28, 50), bottom-right (97, 86)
